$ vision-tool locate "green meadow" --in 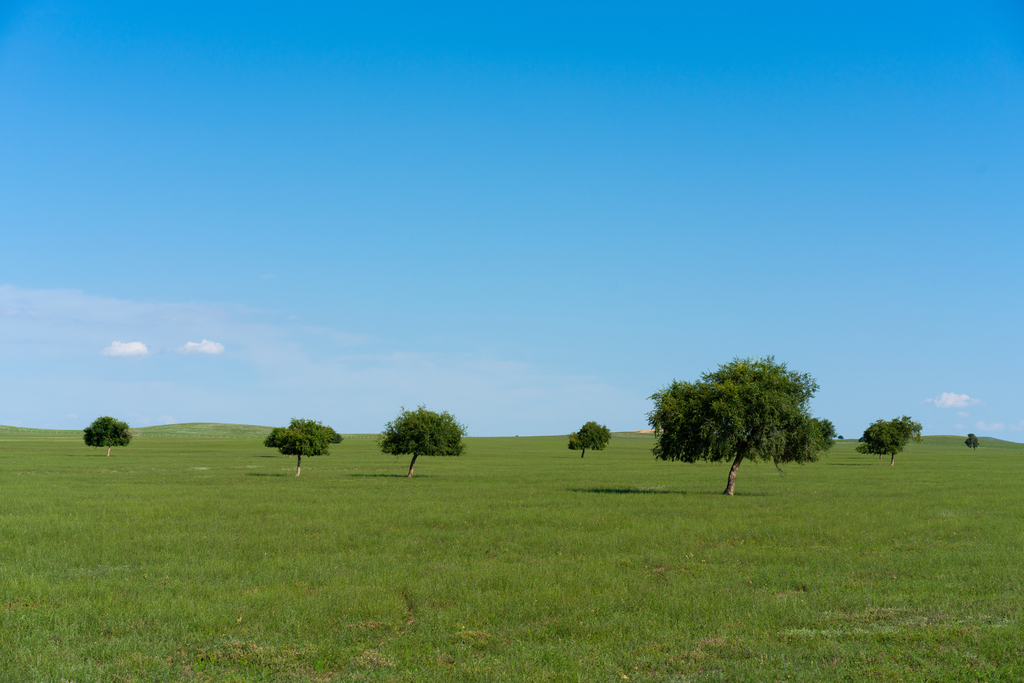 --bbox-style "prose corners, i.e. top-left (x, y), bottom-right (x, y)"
top-left (1, 427), bottom-right (1021, 682)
